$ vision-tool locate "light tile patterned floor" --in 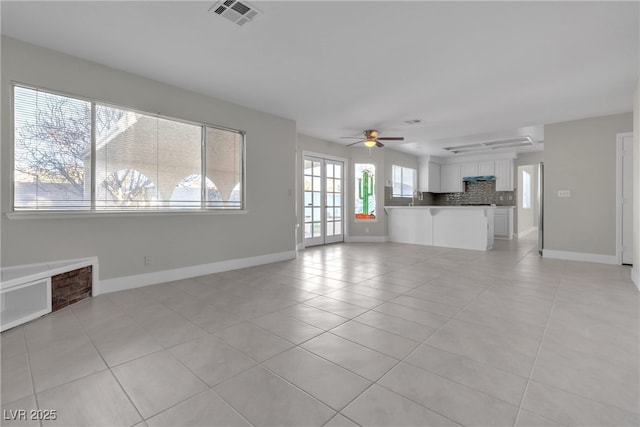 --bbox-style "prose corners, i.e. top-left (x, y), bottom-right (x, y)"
top-left (1, 235), bottom-right (639, 426)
